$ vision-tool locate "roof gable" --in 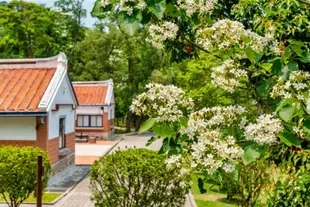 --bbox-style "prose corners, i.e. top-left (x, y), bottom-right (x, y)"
top-left (50, 75), bottom-right (77, 109)
top-left (73, 79), bottom-right (114, 106)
